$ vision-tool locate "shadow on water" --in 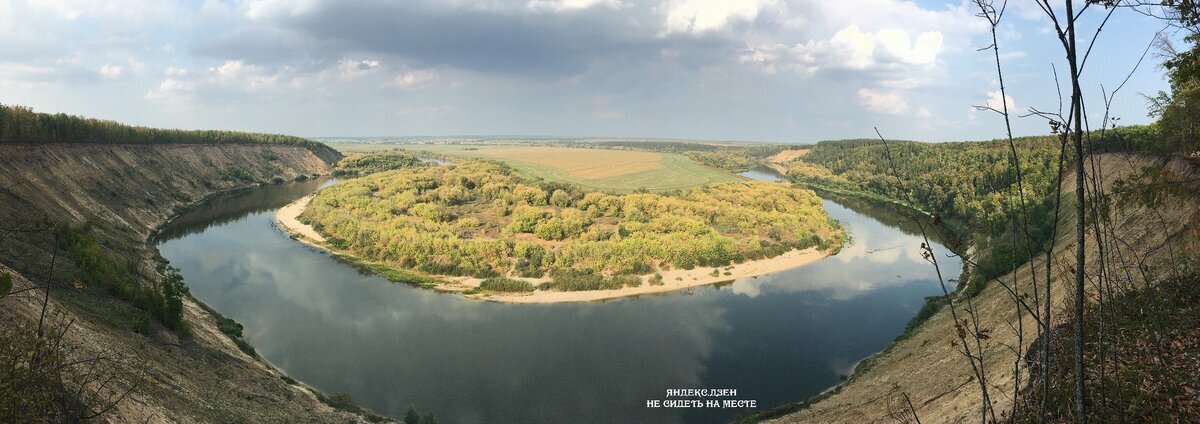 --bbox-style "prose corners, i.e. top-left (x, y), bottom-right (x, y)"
top-left (737, 165), bottom-right (787, 183)
top-left (155, 178), bottom-right (336, 241)
top-left (156, 177), bottom-right (960, 424)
